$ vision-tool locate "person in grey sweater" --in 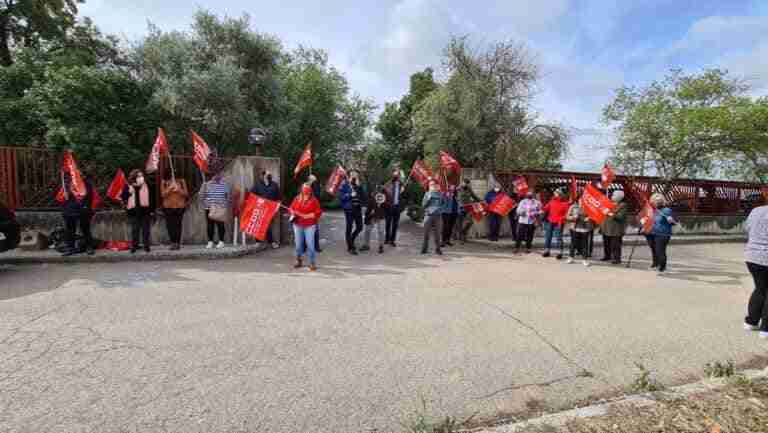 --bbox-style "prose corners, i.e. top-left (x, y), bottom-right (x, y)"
top-left (421, 179), bottom-right (445, 255)
top-left (744, 205), bottom-right (768, 338)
